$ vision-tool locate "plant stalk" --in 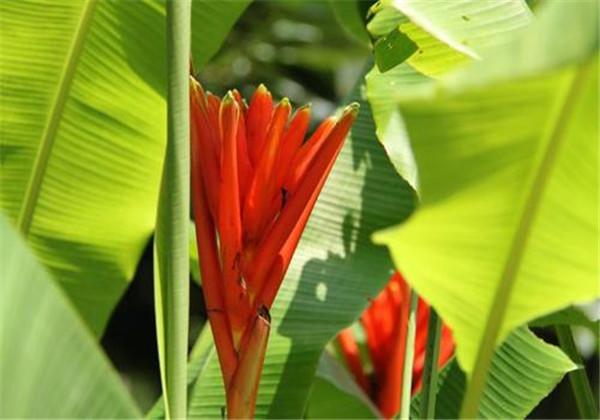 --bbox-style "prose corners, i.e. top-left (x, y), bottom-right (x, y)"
top-left (419, 308), bottom-right (442, 419)
top-left (226, 310), bottom-right (271, 419)
top-left (555, 325), bottom-right (598, 419)
top-left (154, 1), bottom-right (191, 419)
top-left (399, 291), bottom-right (419, 420)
